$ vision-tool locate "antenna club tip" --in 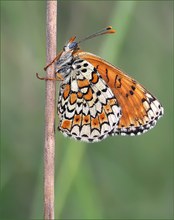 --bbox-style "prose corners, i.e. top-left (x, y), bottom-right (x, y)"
top-left (107, 26), bottom-right (112, 30)
top-left (106, 26), bottom-right (116, 34)
top-left (110, 29), bottom-right (116, 33)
